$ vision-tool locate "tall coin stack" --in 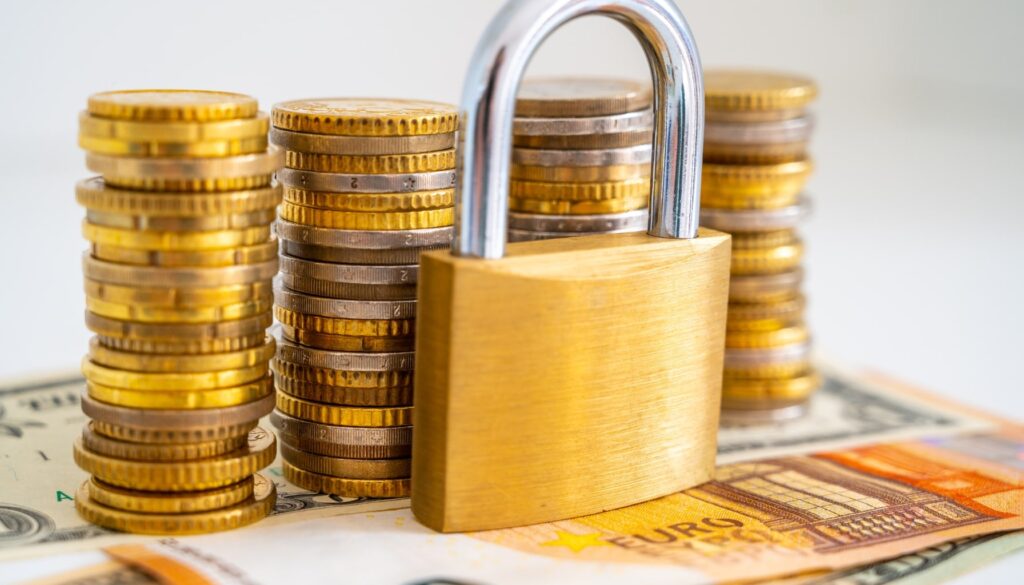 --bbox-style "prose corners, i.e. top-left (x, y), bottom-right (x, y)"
top-left (74, 90), bottom-right (281, 534)
top-left (699, 70), bottom-right (820, 423)
top-left (508, 78), bottom-right (653, 241)
top-left (268, 99), bottom-right (457, 498)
